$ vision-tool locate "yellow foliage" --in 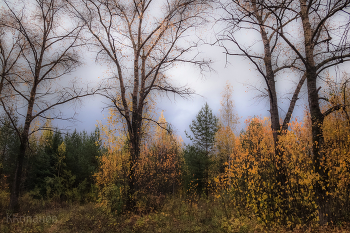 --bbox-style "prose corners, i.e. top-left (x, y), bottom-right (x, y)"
top-left (94, 108), bottom-right (130, 212)
top-left (215, 116), bottom-right (319, 225)
top-left (95, 109), bottom-right (183, 213)
top-left (214, 85), bottom-right (350, 225)
top-left (135, 112), bottom-right (183, 202)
